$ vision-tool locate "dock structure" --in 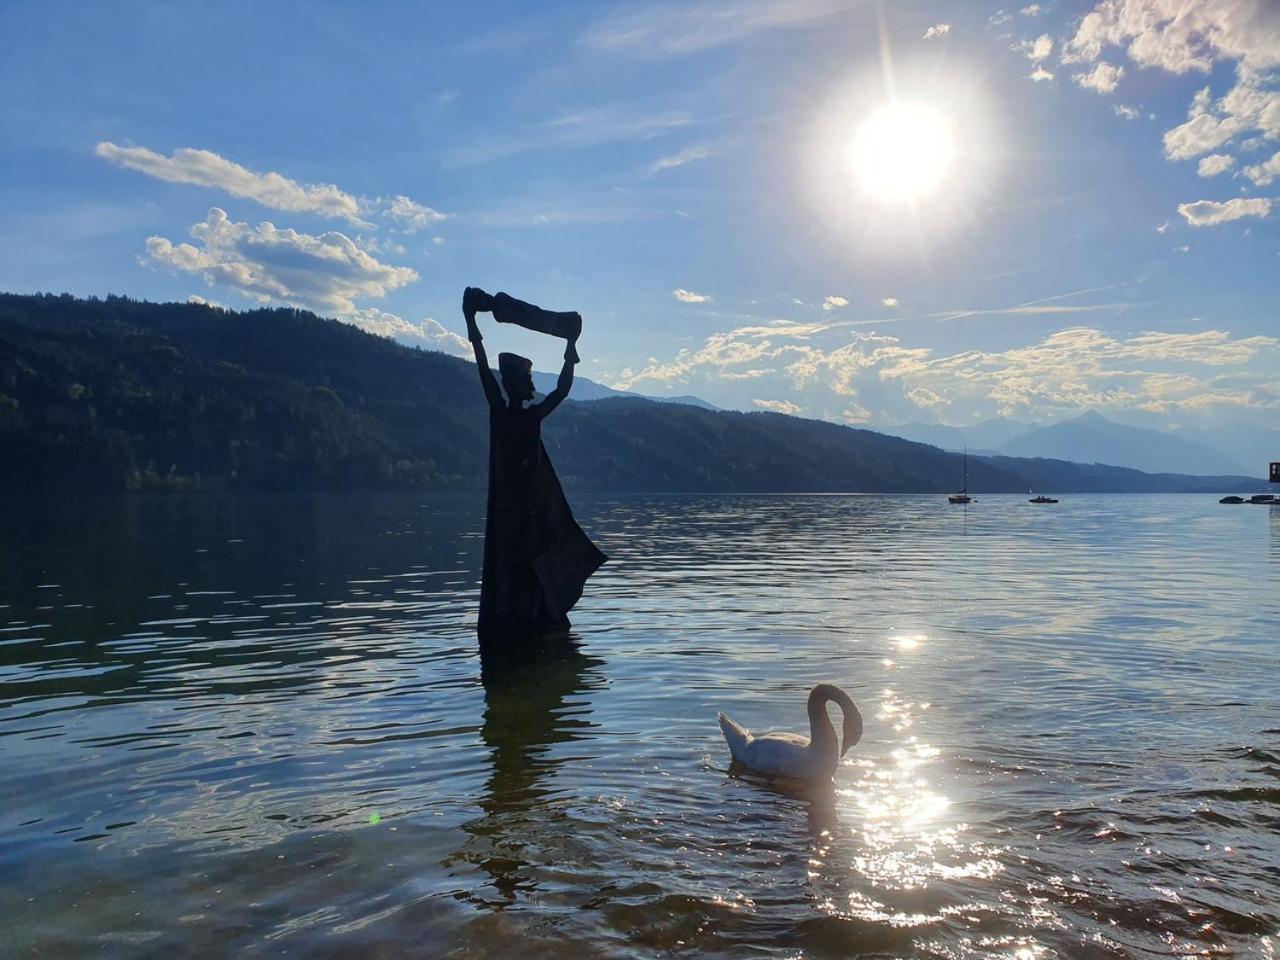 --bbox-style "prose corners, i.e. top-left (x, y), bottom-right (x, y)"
top-left (1272, 462), bottom-right (1279, 484)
